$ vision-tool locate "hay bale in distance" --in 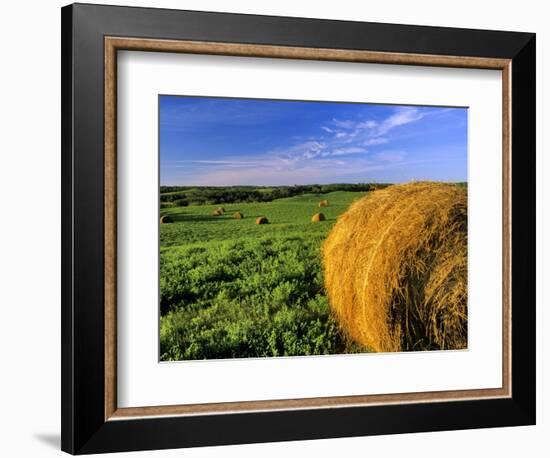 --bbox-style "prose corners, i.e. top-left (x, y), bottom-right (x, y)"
top-left (212, 209), bottom-right (223, 216)
top-left (216, 207), bottom-right (226, 213)
top-left (311, 212), bottom-right (326, 222)
top-left (255, 216), bottom-right (269, 225)
top-left (322, 182), bottom-right (467, 353)
top-left (319, 199), bottom-right (329, 207)
top-left (233, 211), bottom-right (244, 219)
top-left (160, 215), bottom-right (173, 224)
